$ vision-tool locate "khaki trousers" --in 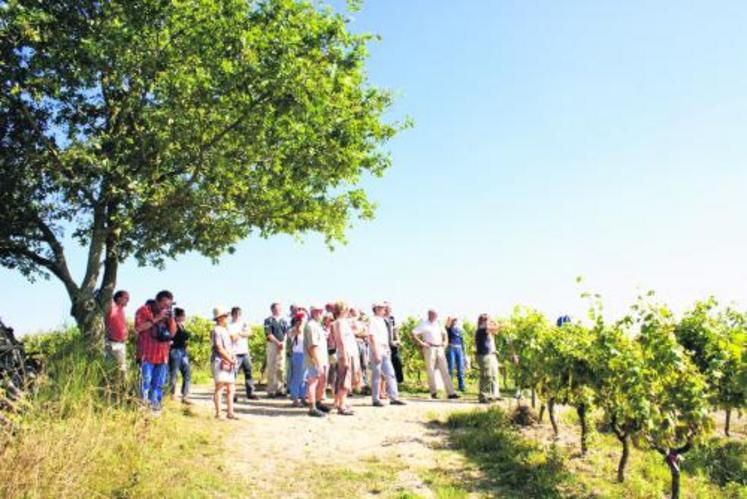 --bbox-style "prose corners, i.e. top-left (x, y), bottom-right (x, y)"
top-left (266, 342), bottom-right (286, 395)
top-left (424, 346), bottom-right (456, 396)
